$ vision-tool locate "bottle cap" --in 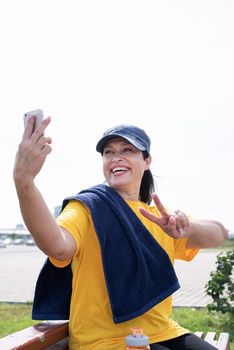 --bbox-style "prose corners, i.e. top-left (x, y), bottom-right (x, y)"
top-left (125, 328), bottom-right (149, 346)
